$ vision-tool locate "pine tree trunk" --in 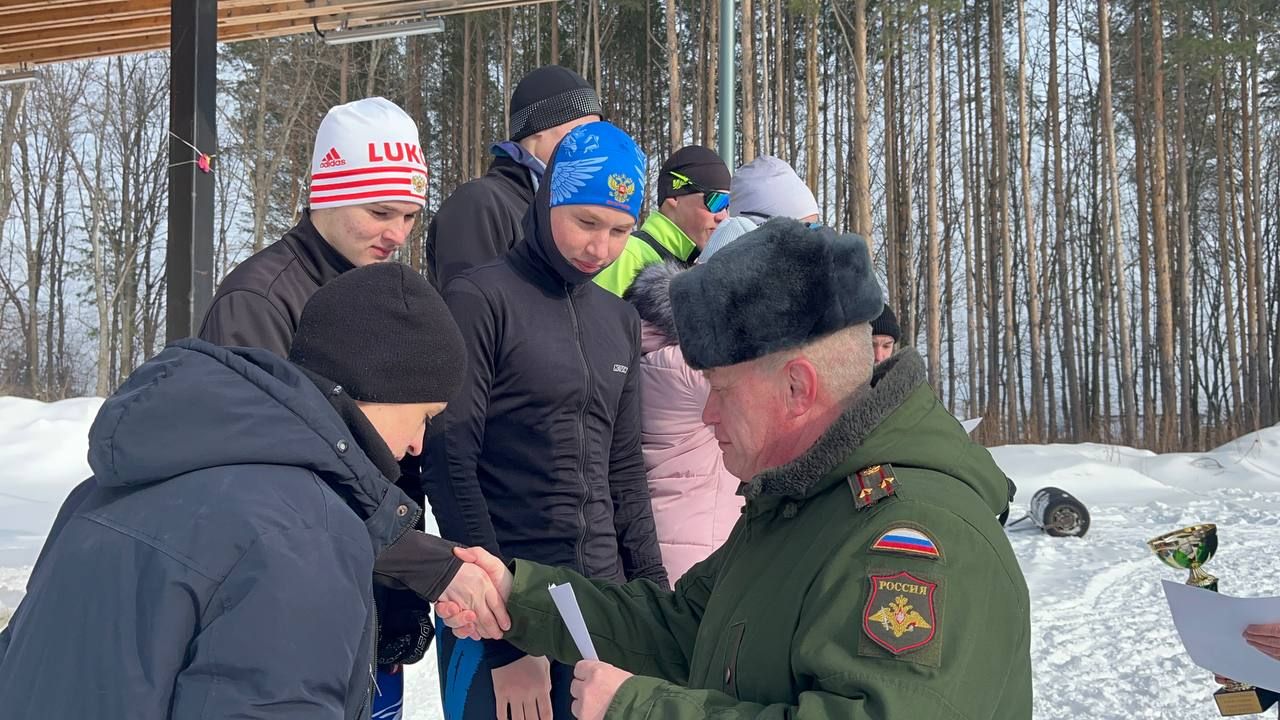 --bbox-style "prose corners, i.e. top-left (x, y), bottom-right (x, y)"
top-left (925, 3), bottom-right (941, 389)
top-left (852, 0), bottom-right (871, 238)
top-left (1017, 0), bottom-right (1041, 441)
top-left (990, 0), bottom-right (1016, 441)
top-left (1175, 9), bottom-right (1193, 445)
top-left (1212, 1), bottom-right (1242, 428)
top-left (1150, 0), bottom-right (1178, 448)
top-left (971, 5), bottom-right (989, 422)
top-left (958, 14), bottom-right (978, 418)
top-left (407, 36), bottom-right (425, 270)
top-left (895, 29), bottom-right (913, 346)
top-left (775, 0), bottom-right (785, 156)
top-left (882, 3), bottom-right (898, 305)
top-left (1098, 0), bottom-right (1139, 444)
top-left (706, 0), bottom-right (719, 148)
top-left (666, 0), bottom-right (681, 148)
top-left (805, 4), bottom-right (819, 189)
top-left (1052, 0), bottom-right (1081, 438)
top-left (462, 15), bottom-right (472, 179)
top-left (1250, 29), bottom-right (1271, 427)
top-left (551, 0), bottom-right (560, 63)
top-left (1132, 0), bottom-right (1154, 447)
